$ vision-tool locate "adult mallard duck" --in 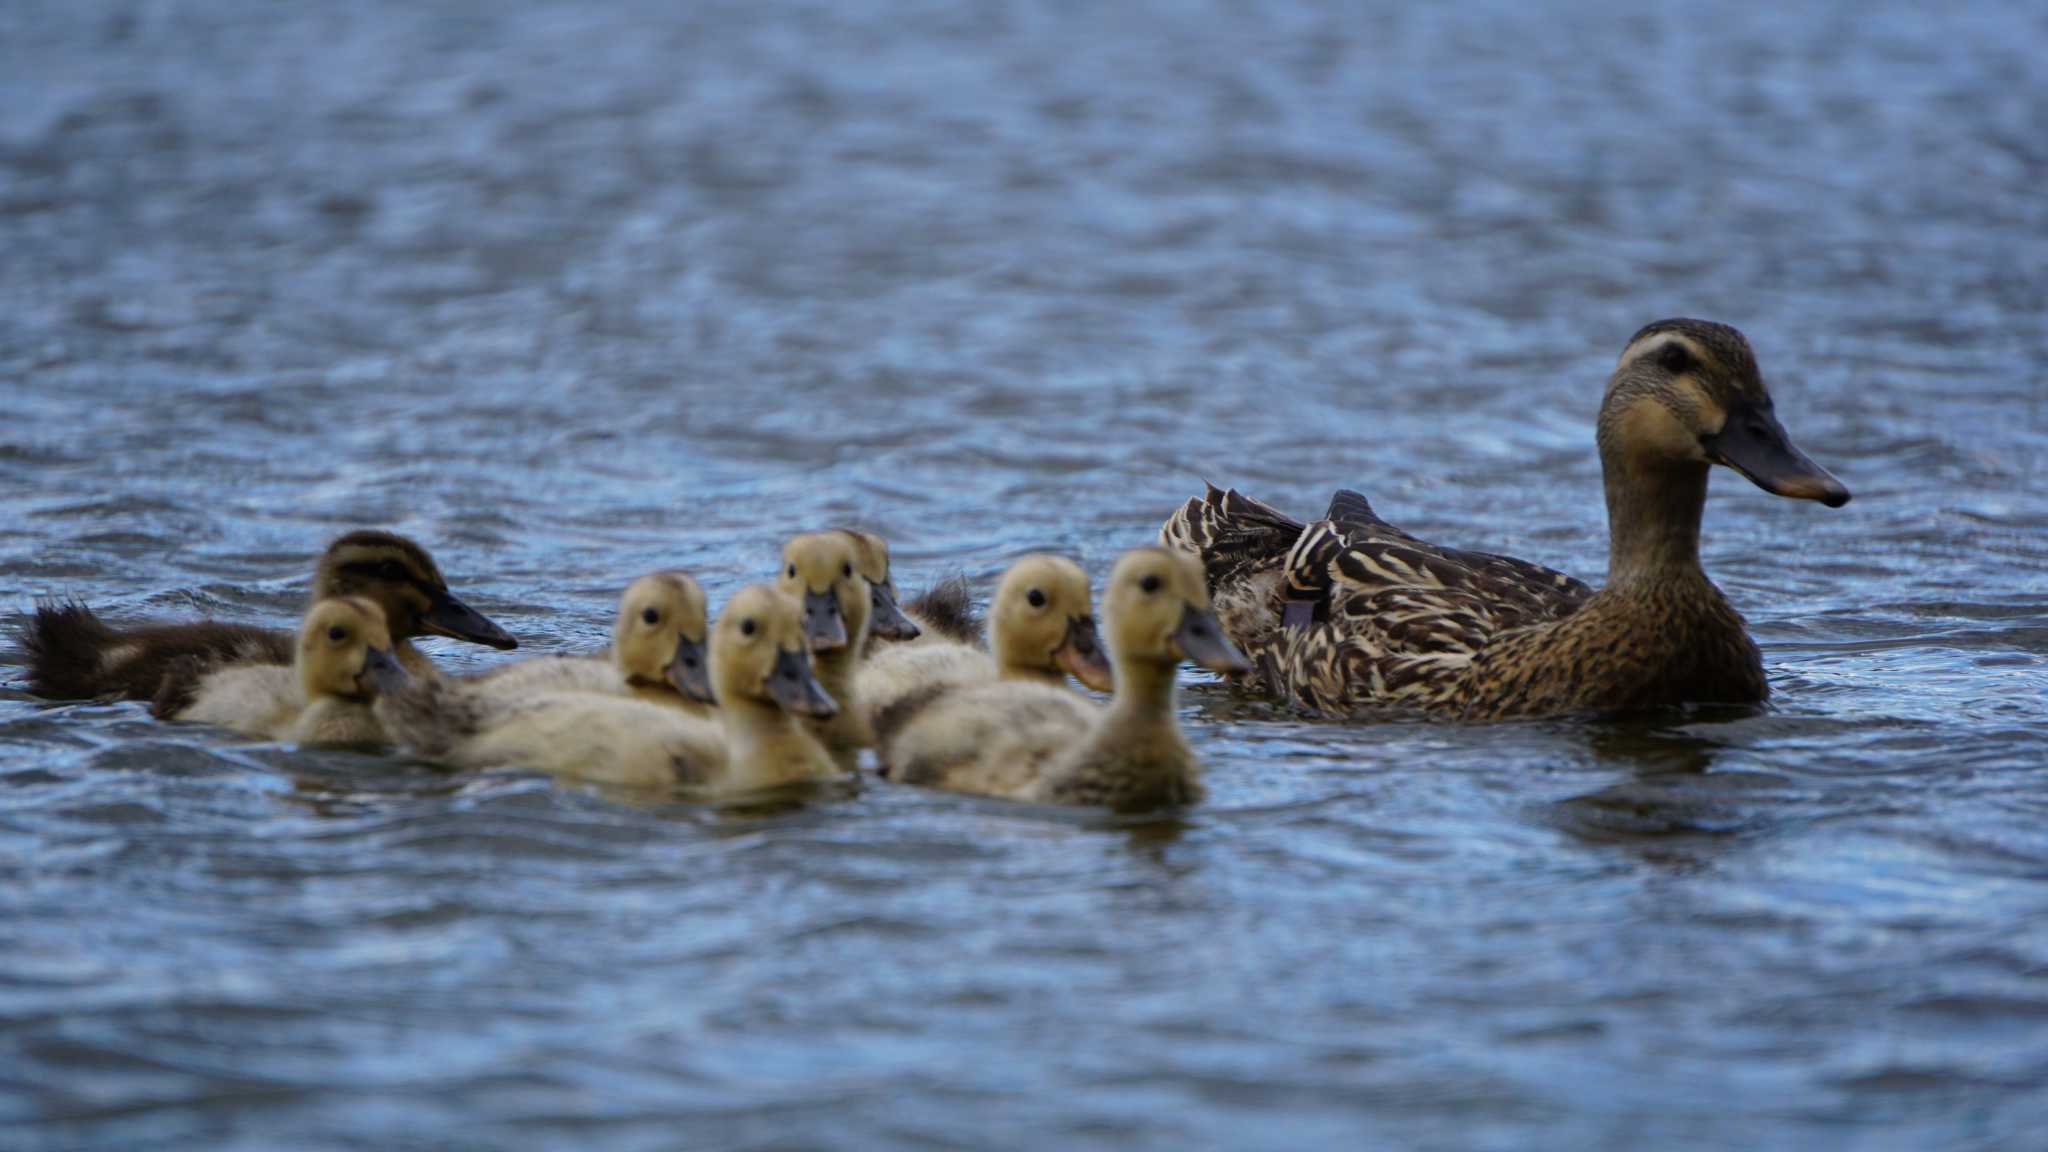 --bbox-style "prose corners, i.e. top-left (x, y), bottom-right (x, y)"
top-left (1161, 318), bottom-right (1851, 720)
top-left (21, 530), bottom-right (515, 702)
